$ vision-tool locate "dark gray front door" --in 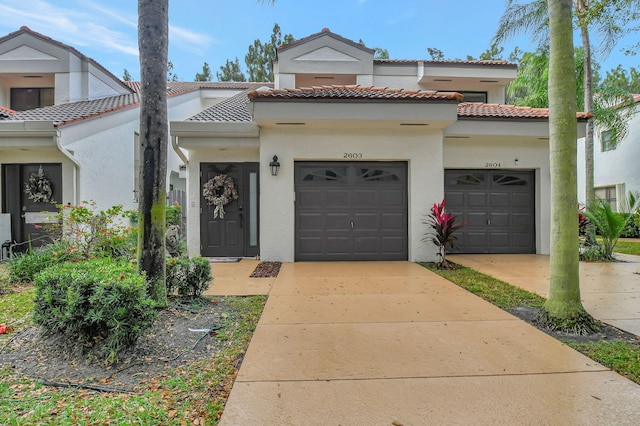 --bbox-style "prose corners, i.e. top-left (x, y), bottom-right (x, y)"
top-left (444, 170), bottom-right (535, 254)
top-left (200, 163), bottom-right (259, 258)
top-left (1, 163), bottom-right (62, 252)
top-left (295, 162), bottom-right (407, 261)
